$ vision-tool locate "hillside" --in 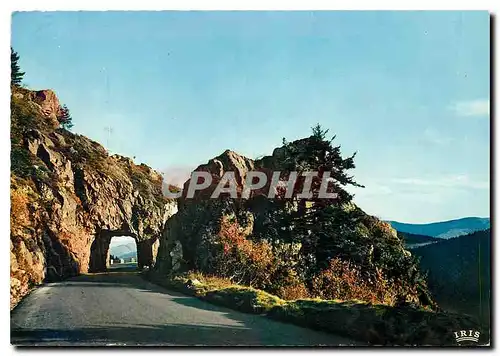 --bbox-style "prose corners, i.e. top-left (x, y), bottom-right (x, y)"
top-left (10, 86), bottom-right (177, 308)
top-left (110, 242), bottom-right (137, 258)
top-left (396, 231), bottom-right (439, 249)
top-left (412, 229), bottom-right (491, 329)
top-left (388, 217), bottom-right (490, 238)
